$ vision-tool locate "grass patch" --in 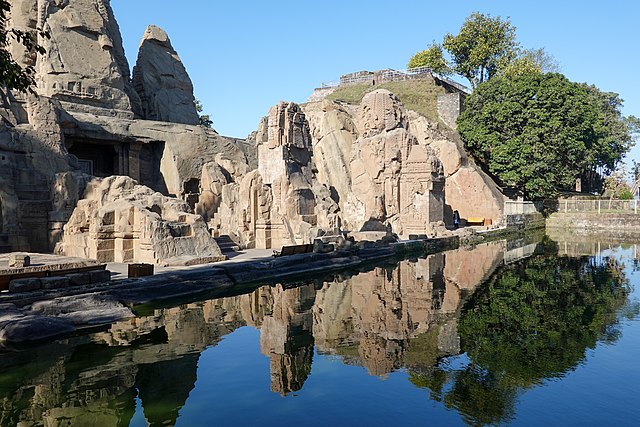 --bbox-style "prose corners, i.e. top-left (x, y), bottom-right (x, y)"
top-left (326, 79), bottom-right (446, 122)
